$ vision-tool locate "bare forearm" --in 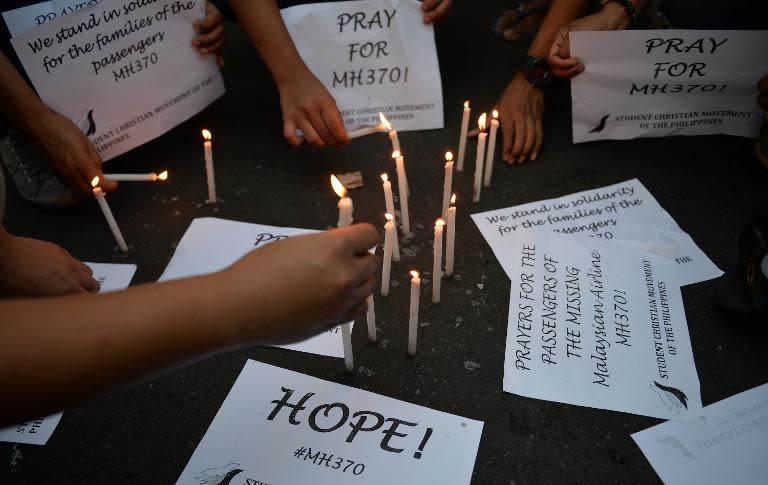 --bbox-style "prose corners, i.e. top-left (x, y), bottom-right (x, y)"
top-left (0, 272), bottom-right (245, 425)
top-left (0, 52), bottom-right (49, 132)
top-left (527, 0), bottom-right (591, 56)
top-left (228, 0), bottom-right (309, 84)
